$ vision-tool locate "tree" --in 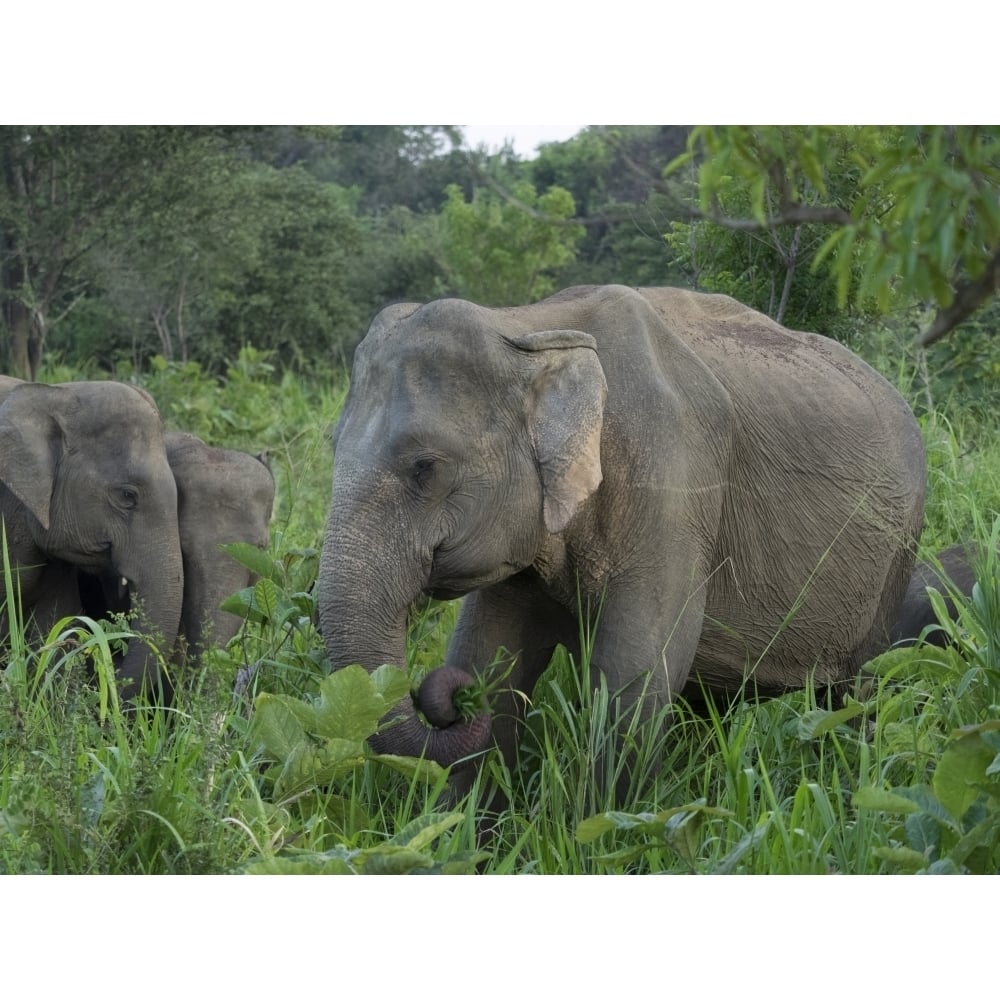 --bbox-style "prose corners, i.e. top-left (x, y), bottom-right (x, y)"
top-left (436, 181), bottom-right (584, 305)
top-left (669, 126), bottom-right (1000, 344)
top-left (529, 126), bottom-right (693, 286)
top-left (0, 127), bottom-right (154, 378)
top-left (0, 127), bottom-right (282, 377)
